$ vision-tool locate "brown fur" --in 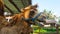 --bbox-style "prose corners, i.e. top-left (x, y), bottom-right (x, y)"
top-left (0, 0), bottom-right (4, 16)
top-left (0, 0), bottom-right (4, 10)
top-left (0, 0), bottom-right (10, 29)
